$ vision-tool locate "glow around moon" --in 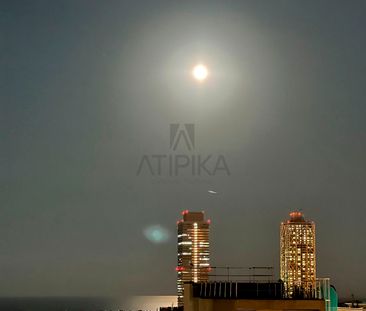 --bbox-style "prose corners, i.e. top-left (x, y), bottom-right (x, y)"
top-left (192, 64), bottom-right (209, 82)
